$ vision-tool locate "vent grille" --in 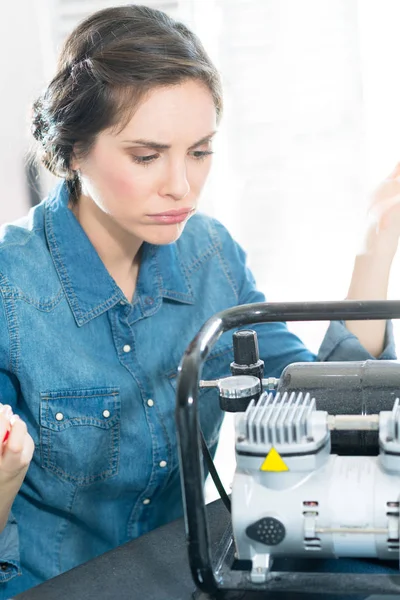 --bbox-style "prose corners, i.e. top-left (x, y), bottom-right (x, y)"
top-left (244, 391), bottom-right (315, 445)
